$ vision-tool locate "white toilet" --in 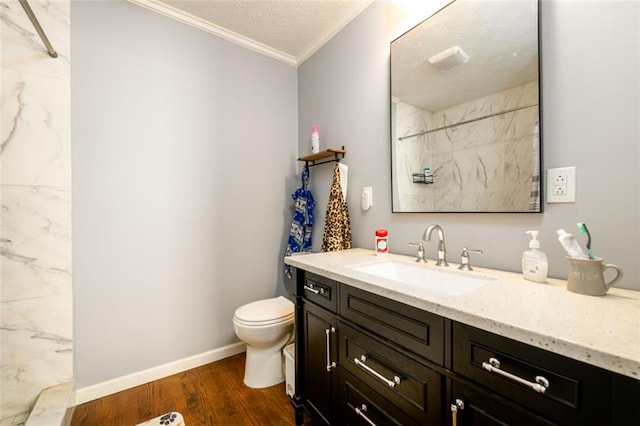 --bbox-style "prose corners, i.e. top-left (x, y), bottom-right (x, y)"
top-left (233, 296), bottom-right (294, 388)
